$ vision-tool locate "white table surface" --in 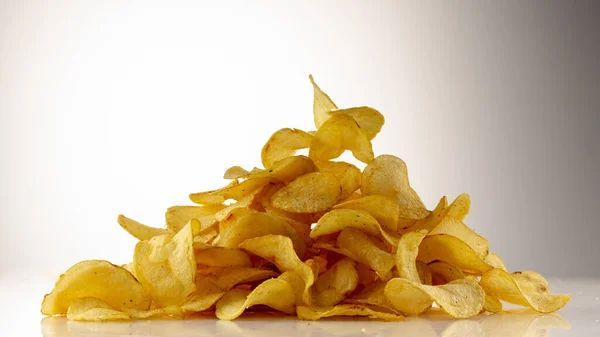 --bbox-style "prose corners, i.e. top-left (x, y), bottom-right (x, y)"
top-left (2, 271), bottom-right (598, 336)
